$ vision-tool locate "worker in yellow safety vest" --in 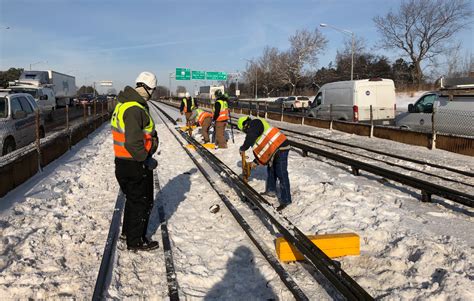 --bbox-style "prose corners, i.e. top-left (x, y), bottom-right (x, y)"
top-left (180, 92), bottom-right (197, 126)
top-left (190, 108), bottom-right (213, 143)
top-left (111, 71), bottom-right (160, 252)
top-left (237, 116), bottom-right (292, 211)
top-left (212, 91), bottom-right (229, 148)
